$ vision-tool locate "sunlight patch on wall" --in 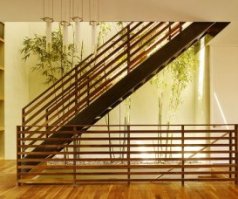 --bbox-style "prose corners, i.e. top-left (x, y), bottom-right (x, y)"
top-left (213, 92), bottom-right (228, 129)
top-left (198, 37), bottom-right (205, 100)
